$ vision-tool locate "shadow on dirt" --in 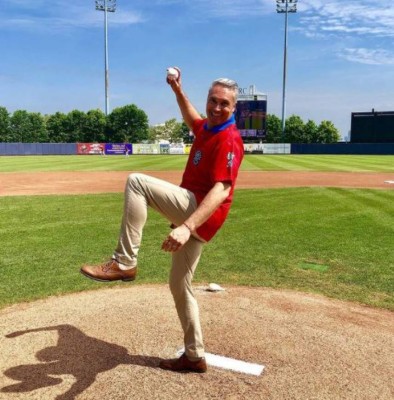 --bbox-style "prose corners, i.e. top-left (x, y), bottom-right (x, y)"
top-left (2, 324), bottom-right (161, 400)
